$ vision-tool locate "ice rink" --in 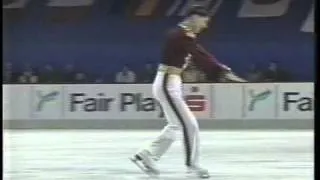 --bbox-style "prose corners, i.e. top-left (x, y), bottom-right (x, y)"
top-left (4, 130), bottom-right (314, 180)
